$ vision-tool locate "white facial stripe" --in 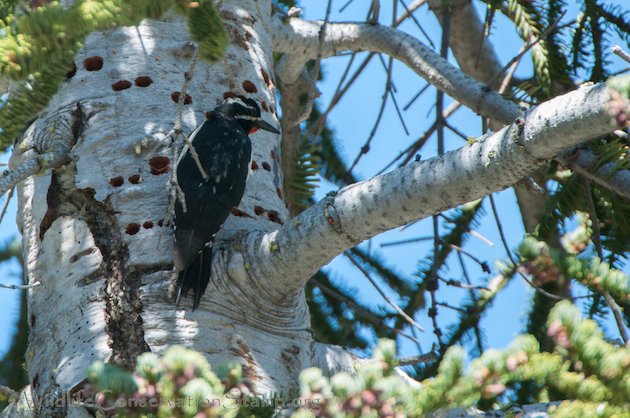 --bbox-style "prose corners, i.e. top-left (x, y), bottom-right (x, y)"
top-left (234, 114), bottom-right (261, 121)
top-left (226, 97), bottom-right (256, 111)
